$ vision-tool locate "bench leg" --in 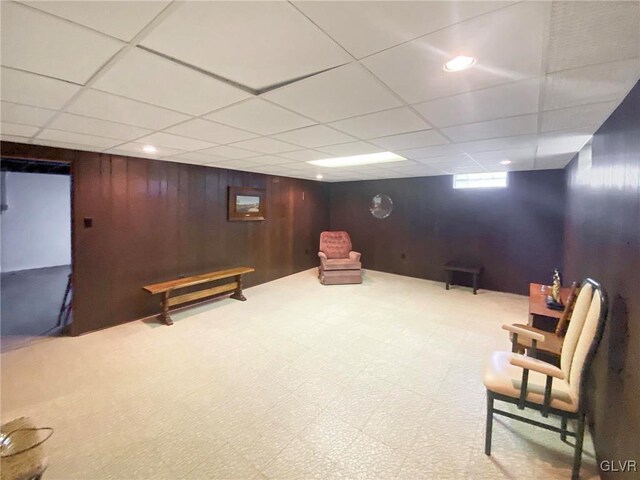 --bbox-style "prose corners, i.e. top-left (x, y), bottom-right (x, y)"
top-left (473, 273), bottom-right (479, 295)
top-left (159, 292), bottom-right (173, 326)
top-left (230, 274), bottom-right (247, 301)
top-left (445, 270), bottom-right (451, 290)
